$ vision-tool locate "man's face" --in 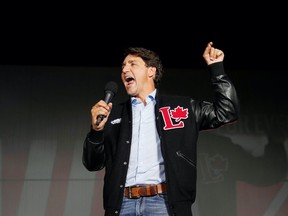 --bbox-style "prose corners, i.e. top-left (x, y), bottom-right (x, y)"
top-left (121, 54), bottom-right (155, 98)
